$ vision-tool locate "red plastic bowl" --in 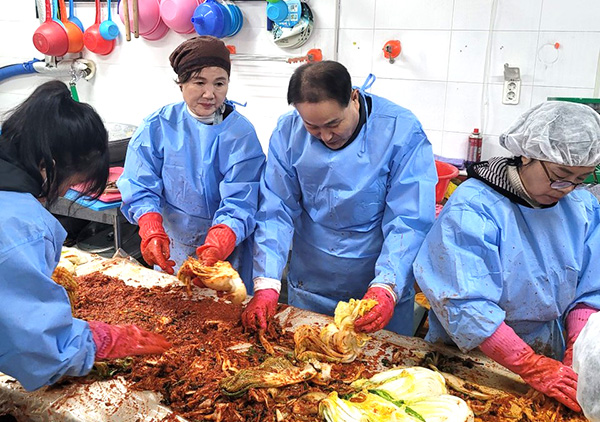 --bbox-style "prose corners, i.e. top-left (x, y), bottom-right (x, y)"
top-left (435, 160), bottom-right (459, 203)
top-left (33, 20), bottom-right (69, 56)
top-left (83, 23), bottom-right (116, 55)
